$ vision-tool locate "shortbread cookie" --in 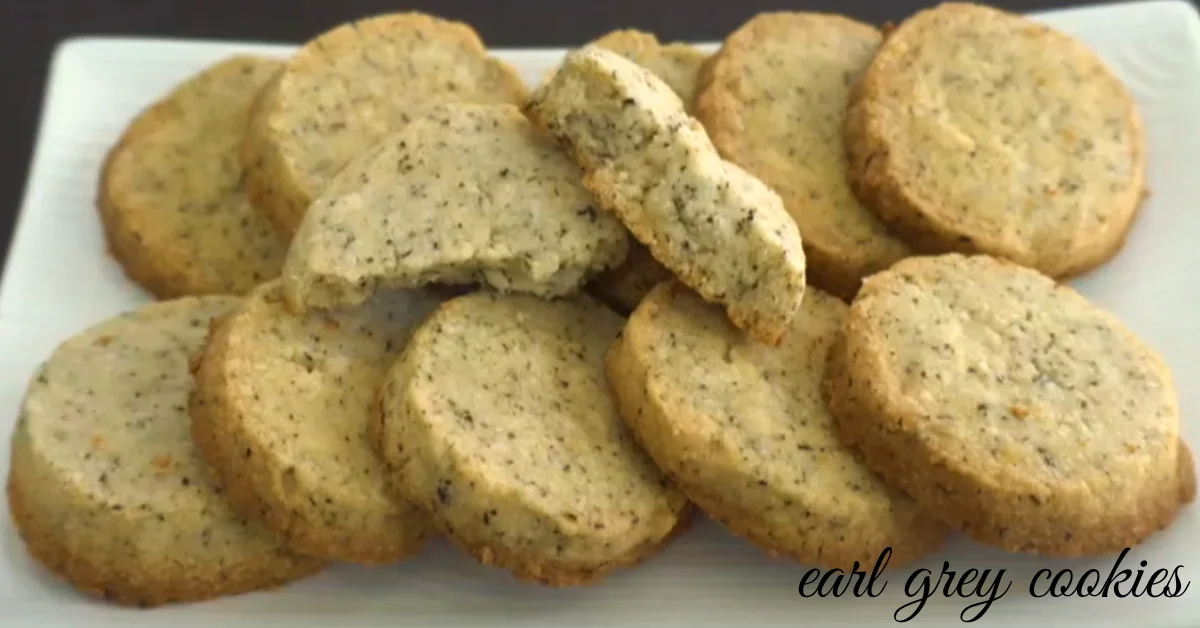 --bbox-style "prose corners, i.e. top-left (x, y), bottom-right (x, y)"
top-left (525, 47), bottom-right (807, 345)
top-left (697, 13), bottom-right (911, 300)
top-left (607, 282), bottom-right (946, 569)
top-left (844, 3), bottom-right (1146, 278)
top-left (824, 254), bottom-right (1191, 556)
top-left (190, 280), bottom-right (439, 564)
top-left (99, 55), bottom-right (288, 297)
top-left (376, 292), bottom-right (689, 585)
top-left (581, 30), bottom-right (707, 311)
top-left (281, 104), bottom-right (628, 313)
top-left (241, 13), bottom-right (528, 236)
top-left (7, 297), bottom-right (323, 607)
